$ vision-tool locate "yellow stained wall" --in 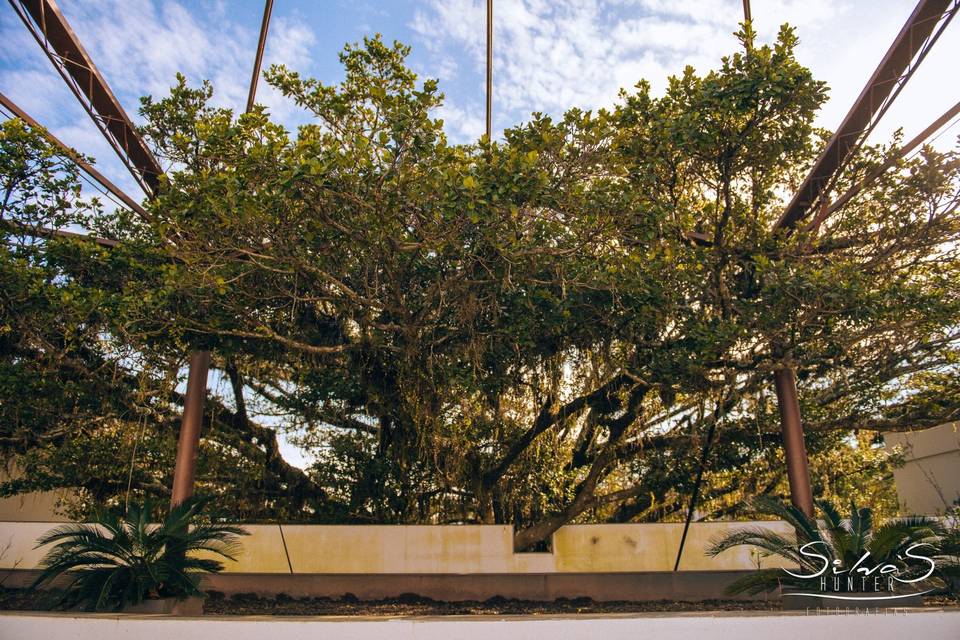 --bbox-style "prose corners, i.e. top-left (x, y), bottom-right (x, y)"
top-left (0, 521), bottom-right (791, 574)
top-left (552, 522), bottom-right (792, 572)
top-left (0, 465), bottom-right (72, 523)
